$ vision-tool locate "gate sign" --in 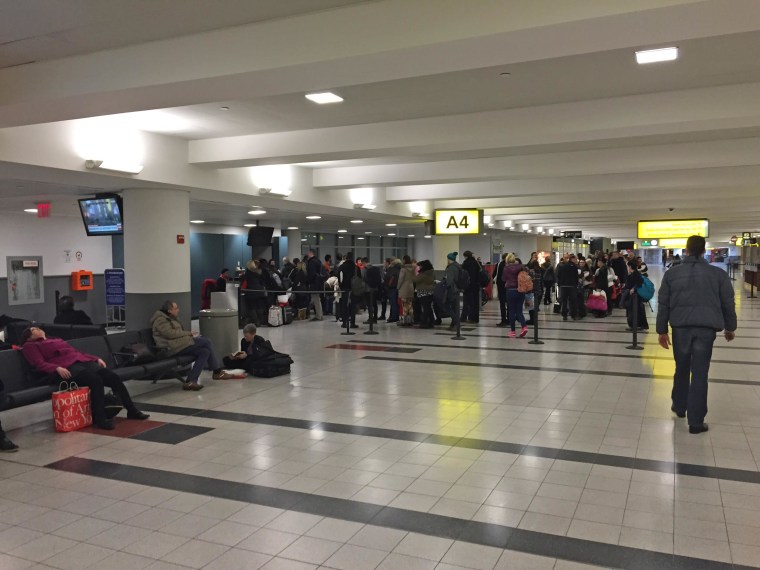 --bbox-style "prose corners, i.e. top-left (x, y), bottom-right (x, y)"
top-left (434, 209), bottom-right (481, 235)
top-left (104, 268), bottom-right (125, 306)
top-left (638, 219), bottom-right (709, 239)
